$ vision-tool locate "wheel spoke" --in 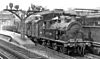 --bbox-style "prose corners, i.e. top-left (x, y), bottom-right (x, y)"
top-left (47, 41), bottom-right (50, 47)
top-left (42, 40), bottom-right (46, 46)
top-left (52, 43), bottom-right (58, 50)
top-left (59, 46), bottom-right (66, 54)
top-left (77, 45), bottom-right (85, 56)
top-left (33, 38), bottom-right (38, 46)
